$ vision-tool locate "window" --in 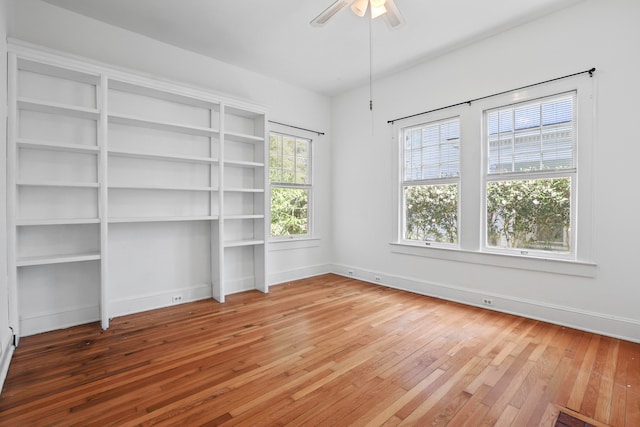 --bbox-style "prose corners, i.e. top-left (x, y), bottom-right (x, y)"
top-left (269, 132), bottom-right (312, 238)
top-left (392, 76), bottom-right (595, 275)
top-left (485, 93), bottom-right (576, 255)
top-left (401, 118), bottom-right (460, 245)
